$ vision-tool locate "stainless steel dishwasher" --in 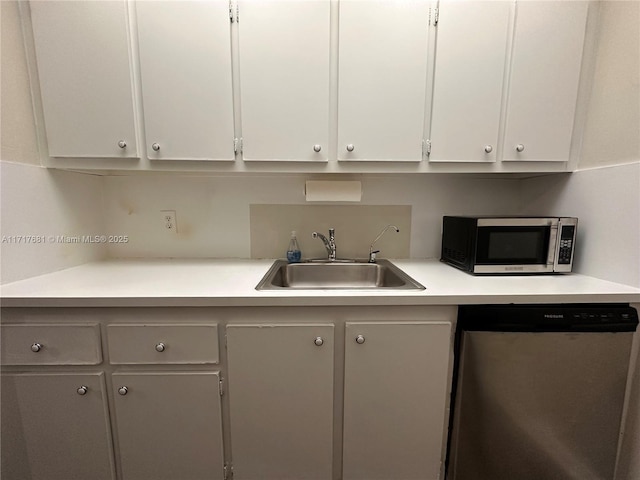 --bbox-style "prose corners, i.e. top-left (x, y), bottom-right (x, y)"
top-left (447, 304), bottom-right (638, 480)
